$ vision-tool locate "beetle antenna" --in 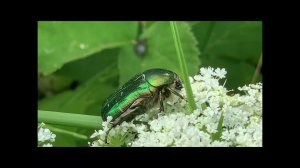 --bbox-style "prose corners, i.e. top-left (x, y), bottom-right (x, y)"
top-left (166, 87), bottom-right (184, 99)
